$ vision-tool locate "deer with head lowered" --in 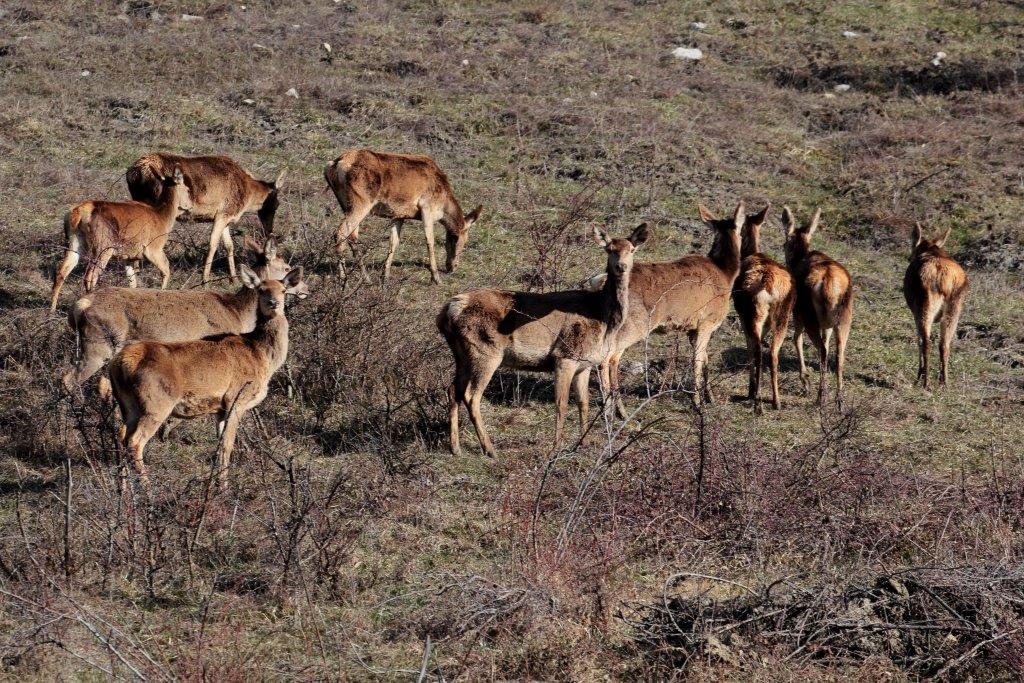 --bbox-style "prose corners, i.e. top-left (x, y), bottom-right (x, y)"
top-left (50, 167), bottom-right (192, 311)
top-left (127, 152), bottom-right (287, 285)
top-left (62, 236), bottom-right (308, 396)
top-left (325, 149), bottom-right (482, 284)
top-left (732, 202), bottom-right (796, 414)
top-left (782, 207), bottom-right (854, 408)
top-left (437, 223), bottom-right (649, 457)
top-left (109, 266), bottom-right (305, 490)
top-left (903, 223), bottom-right (967, 389)
top-left (598, 202), bottom-right (745, 416)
